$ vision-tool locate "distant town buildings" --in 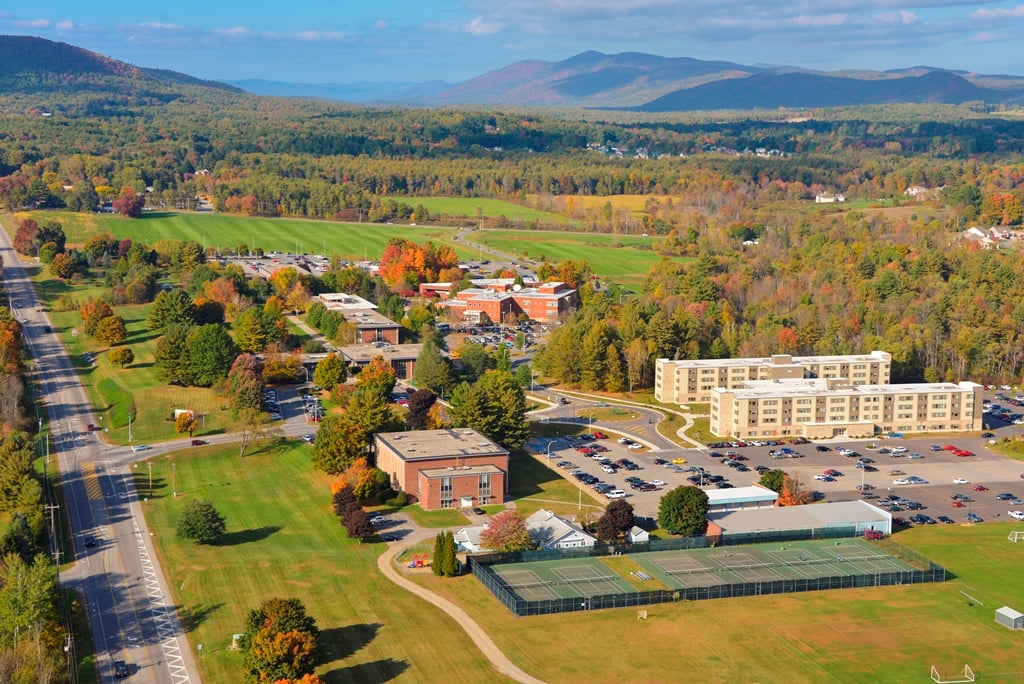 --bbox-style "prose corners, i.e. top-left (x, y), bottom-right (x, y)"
top-left (420, 279), bottom-right (578, 324)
